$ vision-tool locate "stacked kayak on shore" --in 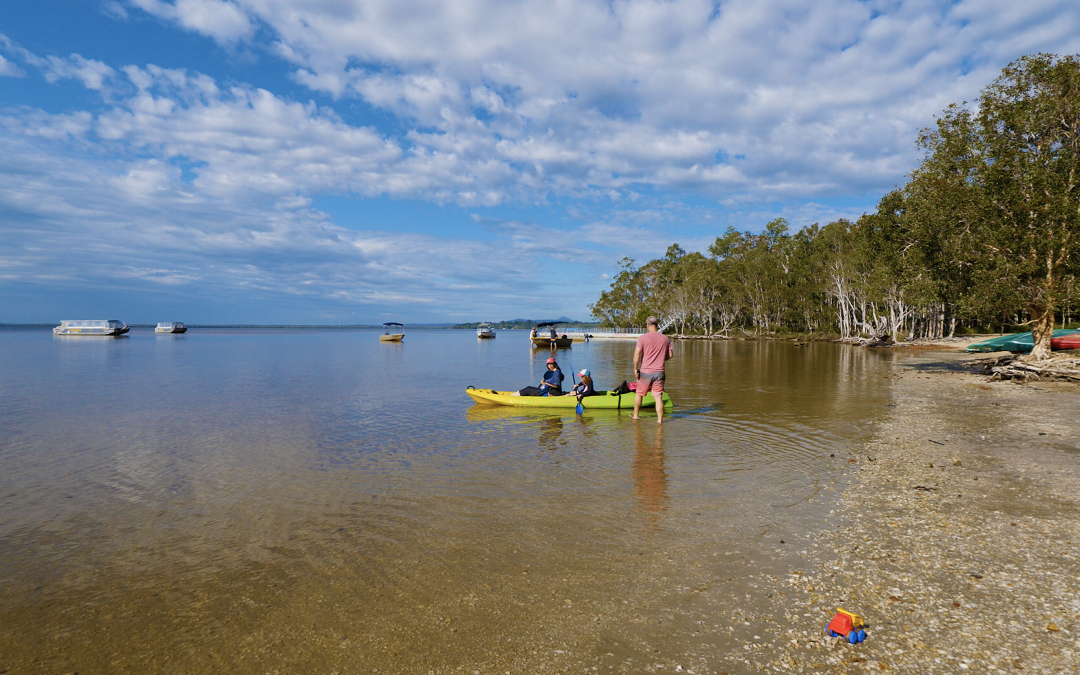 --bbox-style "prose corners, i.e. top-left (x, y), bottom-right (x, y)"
top-left (967, 329), bottom-right (1080, 353)
top-left (466, 387), bottom-right (672, 409)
